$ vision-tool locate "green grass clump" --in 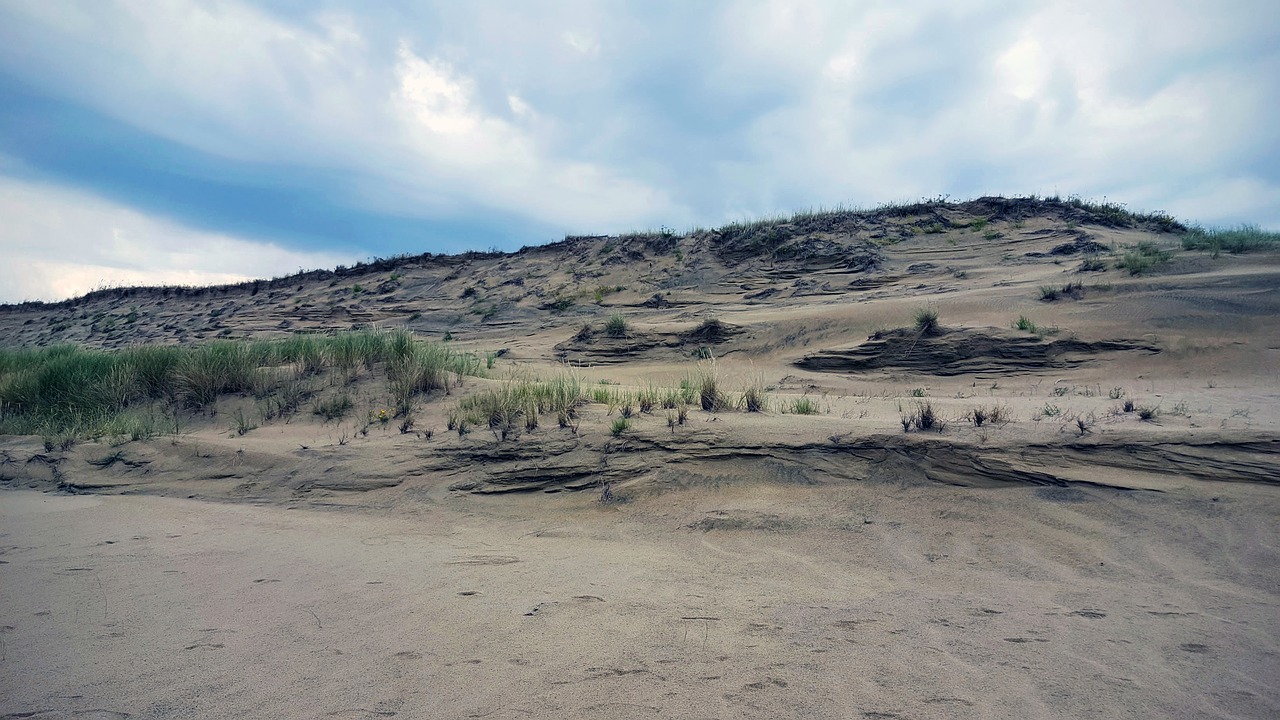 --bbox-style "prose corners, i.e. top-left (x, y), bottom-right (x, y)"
top-left (1182, 225), bottom-right (1280, 256)
top-left (610, 417), bottom-right (630, 436)
top-left (0, 329), bottom-right (480, 443)
top-left (789, 396), bottom-right (820, 415)
top-left (1116, 241), bottom-right (1173, 275)
top-left (604, 314), bottom-right (629, 338)
top-left (449, 372), bottom-right (586, 440)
